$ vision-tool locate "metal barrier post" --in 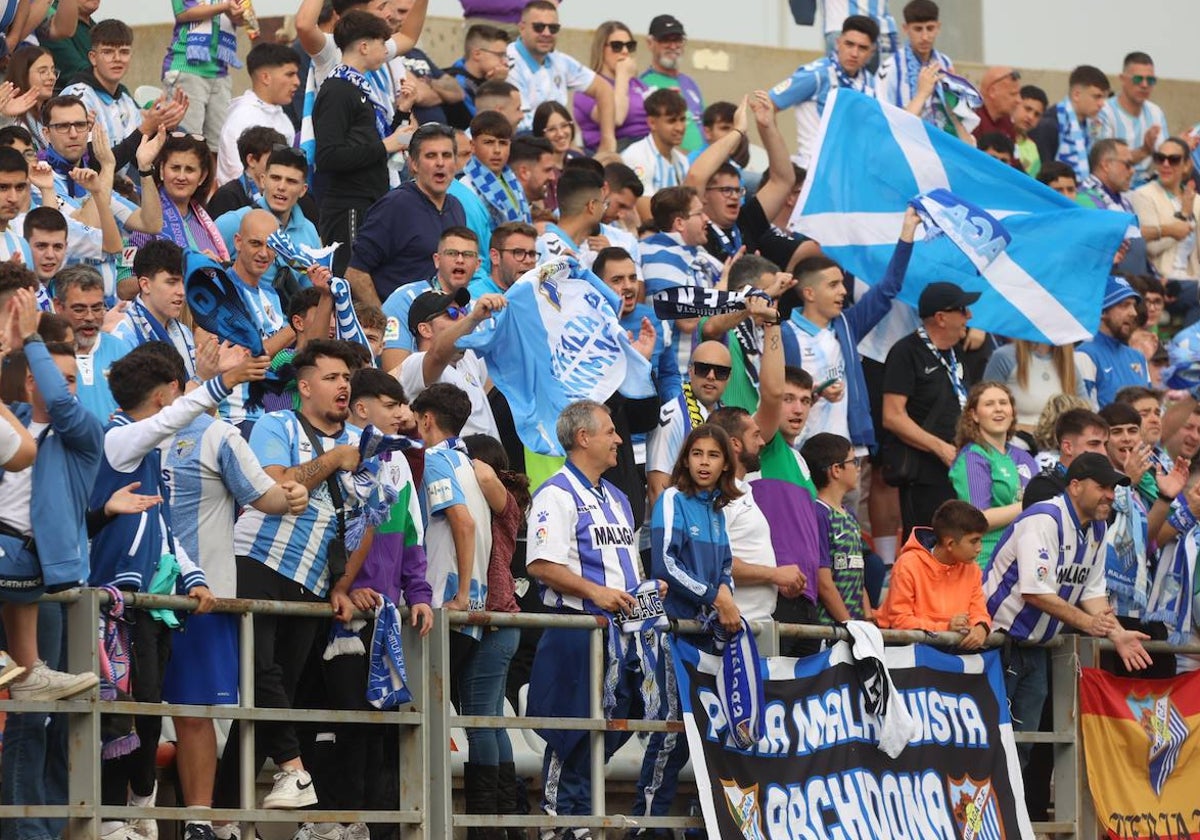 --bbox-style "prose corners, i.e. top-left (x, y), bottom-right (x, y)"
top-left (1073, 637), bottom-right (1099, 839)
top-left (64, 588), bottom-right (101, 840)
top-left (1048, 634), bottom-right (1088, 839)
top-left (238, 609), bottom-right (256, 838)
top-left (589, 624), bottom-right (607, 840)
top-left (427, 609), bottom-right (452, 838)
top-left (398, 619), bottom-right (428, 839)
